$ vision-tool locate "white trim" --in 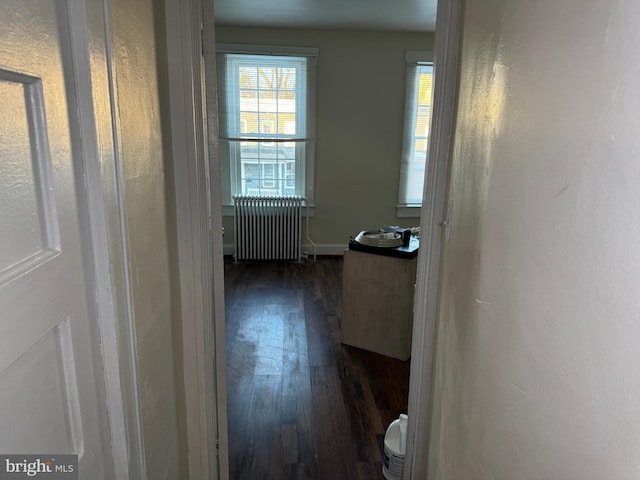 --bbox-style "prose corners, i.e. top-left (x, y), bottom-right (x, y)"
top-left (396, 205), bottom-right (422, 218)
top-left (100, 0), bottom-right (149, 474)
top-left (203, 0), bottom-right (231, 476)
top-left (63, 1), bottom-right (147, 478)
top-left (405, 0), bottom-right (462, 479)
top-left (216, 43), bottom-right (319, 58)
top-left (305, 244), bottom-right (349, 256)
top-left (61, 2), bottom-right (129, 476)
top-left (165, 0), bottom-right (227, 478)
